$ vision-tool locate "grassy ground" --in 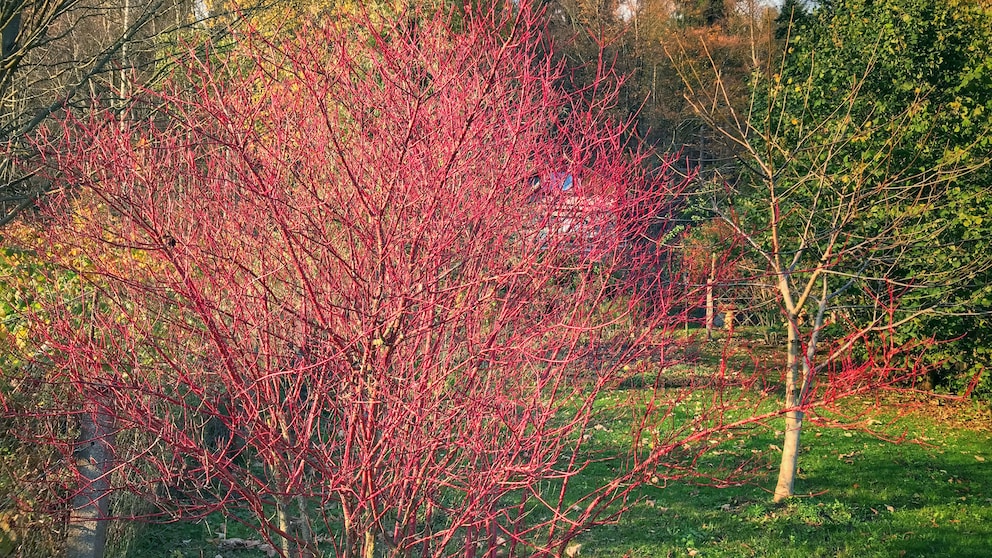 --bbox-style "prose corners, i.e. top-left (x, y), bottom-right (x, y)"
top-left (577, 395), bottom-right (992, 558)
top-left (115, 331), bottom-right (992, 557)
top-left (123, 392), bottom-right (992, 558)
